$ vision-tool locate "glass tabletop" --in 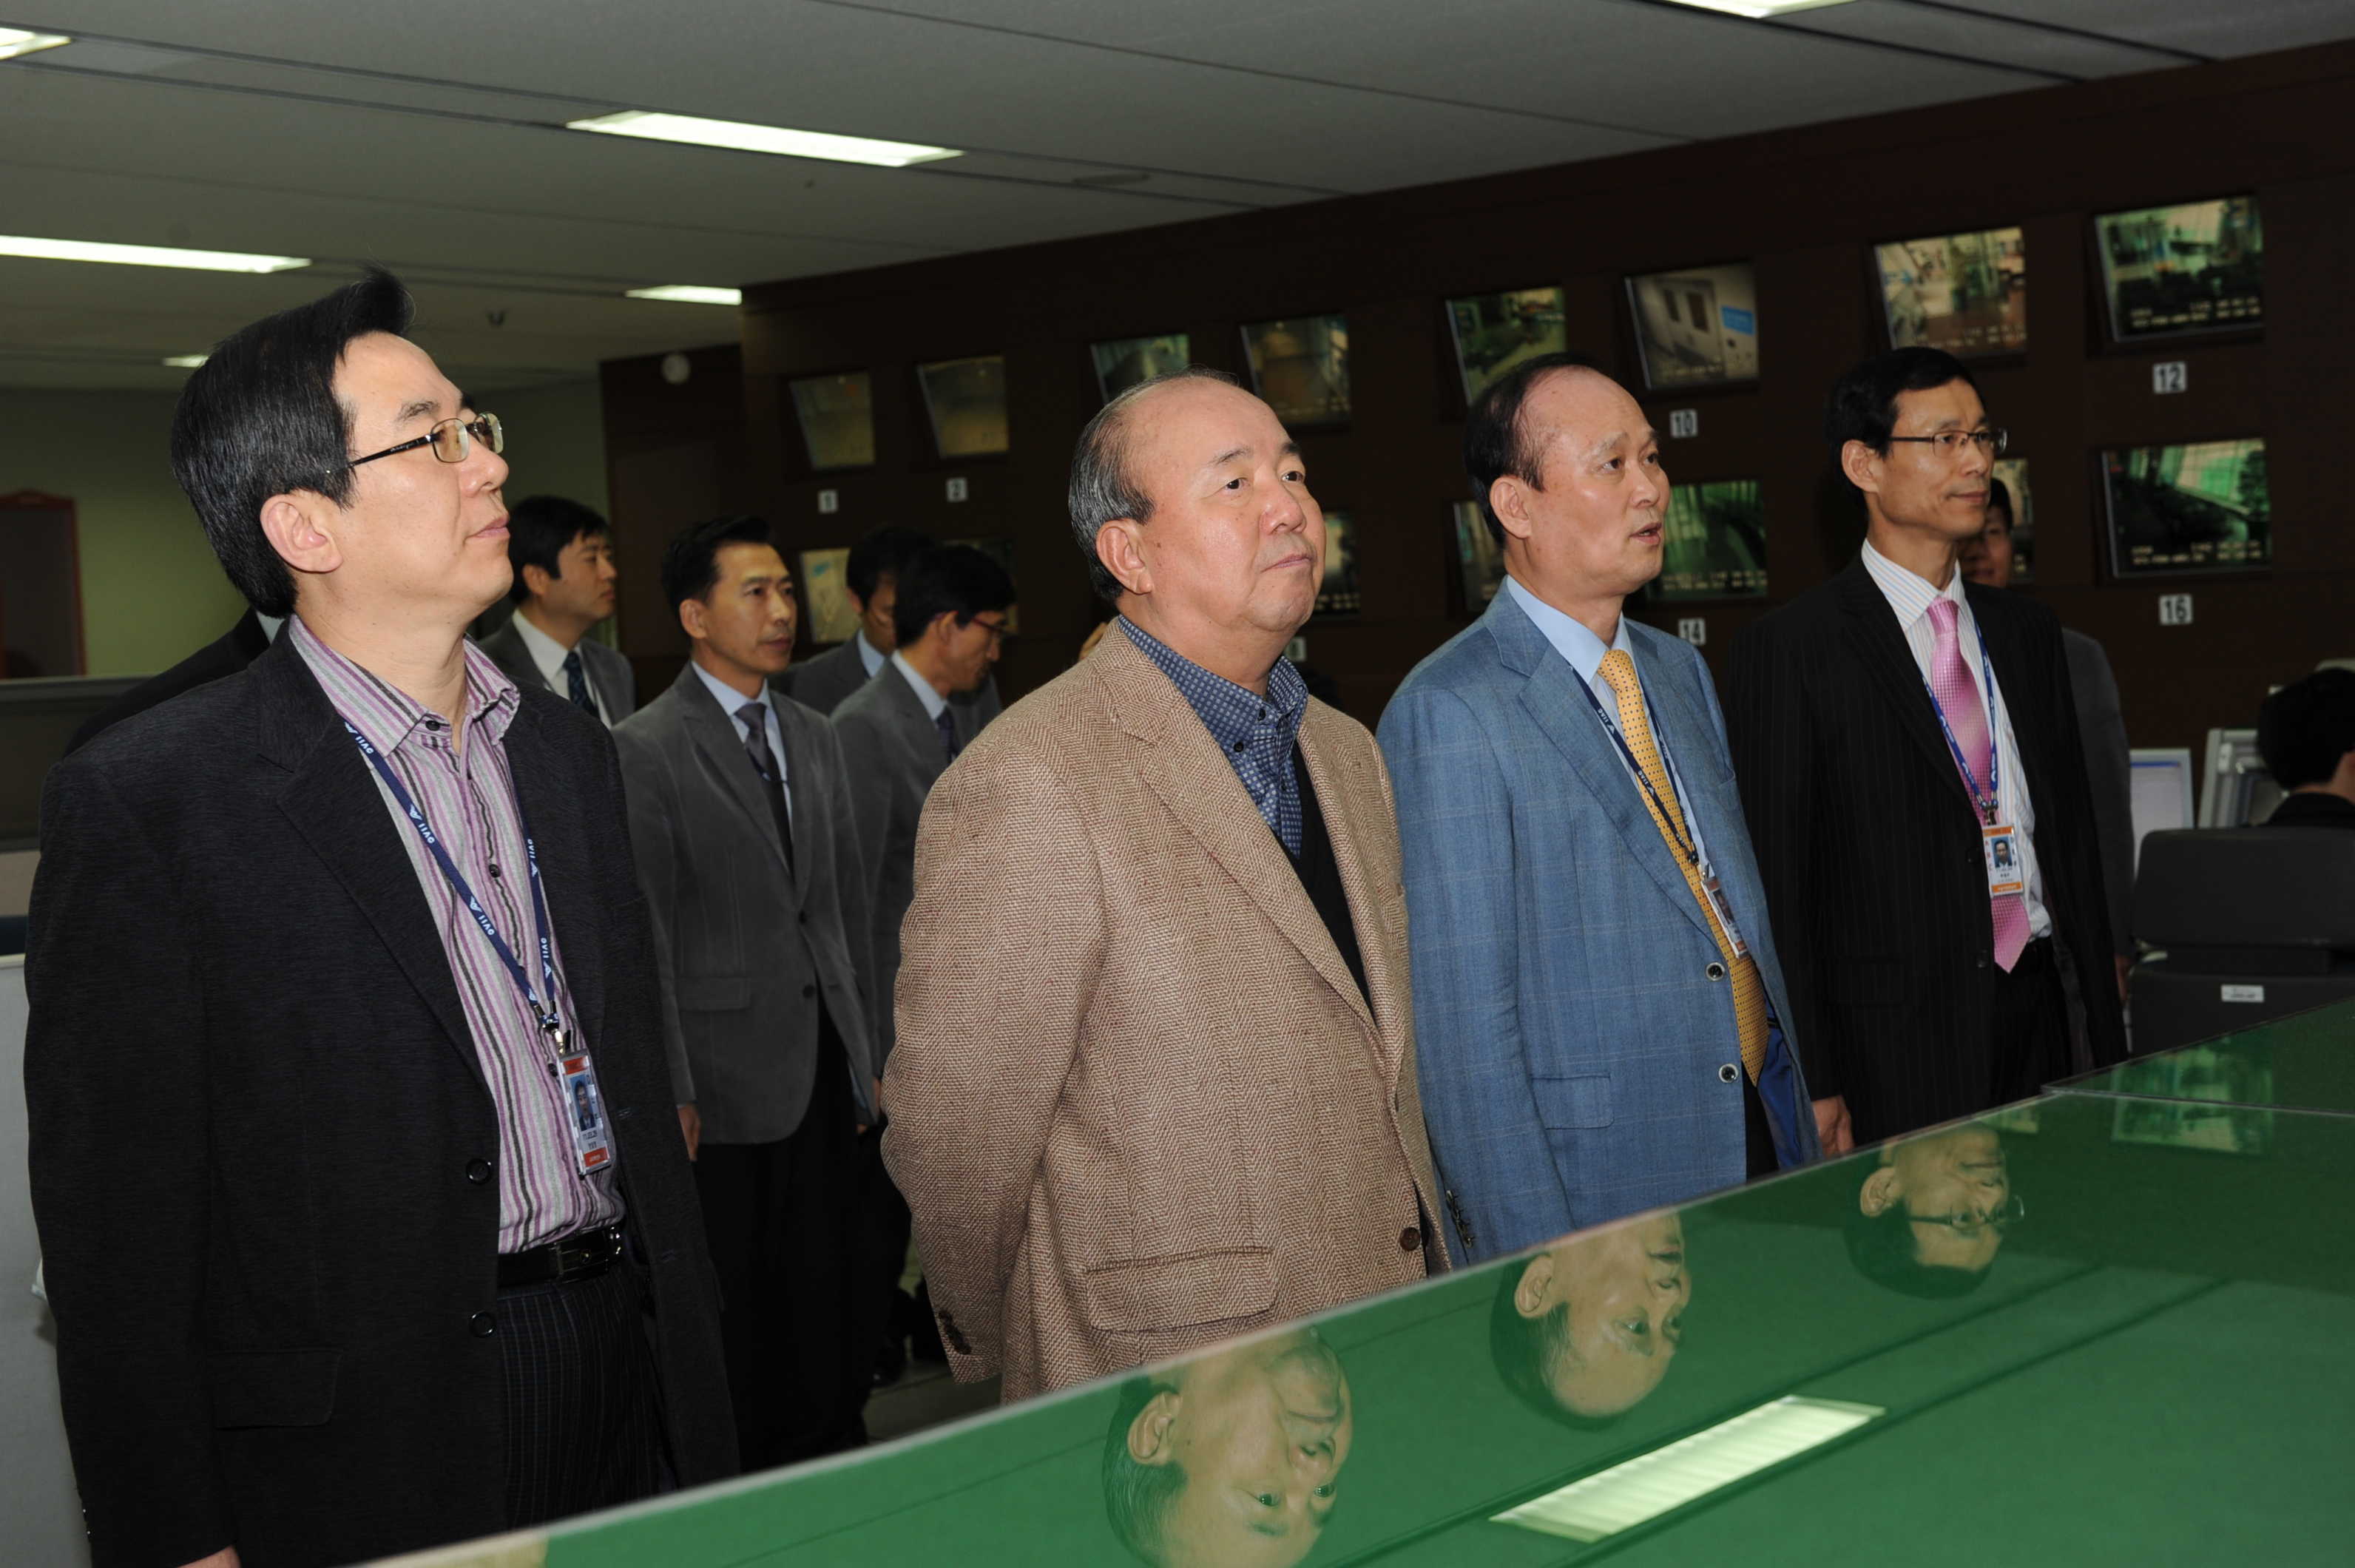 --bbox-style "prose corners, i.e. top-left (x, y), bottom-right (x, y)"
top-left (400, 1084), bottom-right (2355, 1568)
top-left (2057, 995), bottom-right (2355, 1118)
